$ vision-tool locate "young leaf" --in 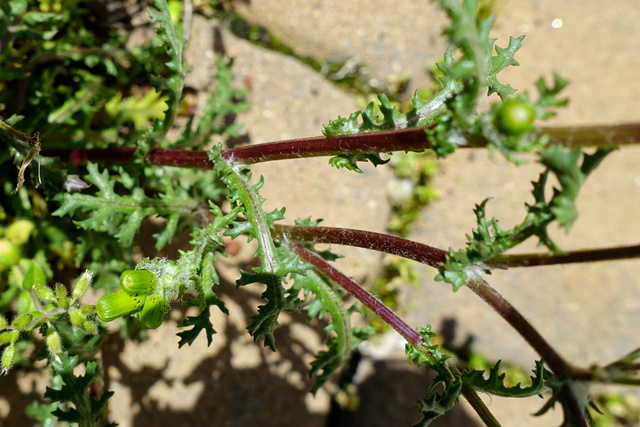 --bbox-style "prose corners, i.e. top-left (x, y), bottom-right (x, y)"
top-left (147, 0), bottom-right (189, 138)
top-left (177, 307), bottom-right (217, 348)
top-left (328, 153), bottom-right (389, 173)
top-left (53, 163), bottom-right (198, 247)
top-left (539, 145), bottom-right (614, 230)
top-left (412, 381), bottom-right (463, 427)
top-left (292, 269), bottom-right (370, 392)
top-left (487, 35), bottom-right (525, 99)
top-left (461, 360), bottom-right (551, 398)
top-left (212, 150), bottom-right (307, 349)
top-left (44, 353), bottom-right (114, 425)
